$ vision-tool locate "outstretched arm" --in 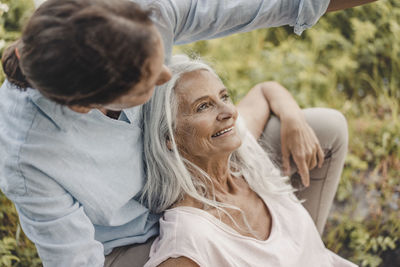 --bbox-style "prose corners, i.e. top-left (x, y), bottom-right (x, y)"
top-left (237, 81), bottom-right (324, 187)
top-left (157, 0), bottom-right (331, 45)
top-left (327, 0), bottom-right (378, 12)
